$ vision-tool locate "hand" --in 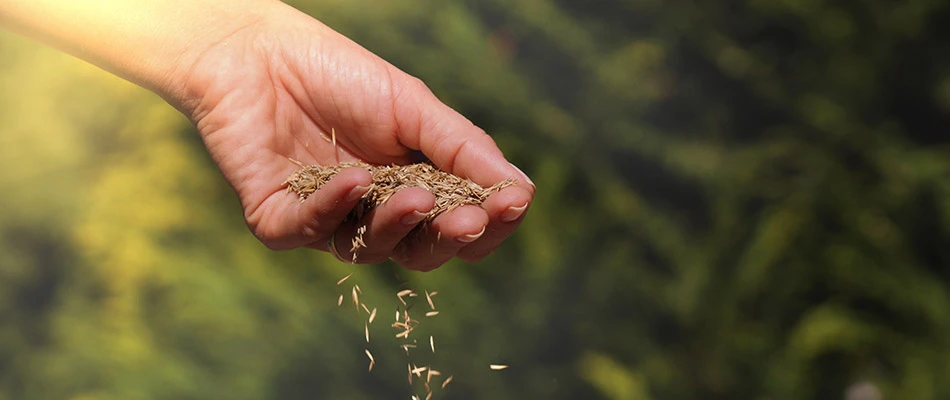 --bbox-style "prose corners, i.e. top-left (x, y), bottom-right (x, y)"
top-left (171, 3), bottom-right (535, 270)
